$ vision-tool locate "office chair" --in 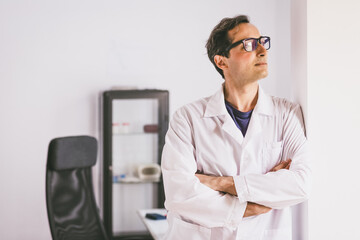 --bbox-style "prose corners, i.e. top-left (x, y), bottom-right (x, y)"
top-left (46, 136), bottom-right (109, 240)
